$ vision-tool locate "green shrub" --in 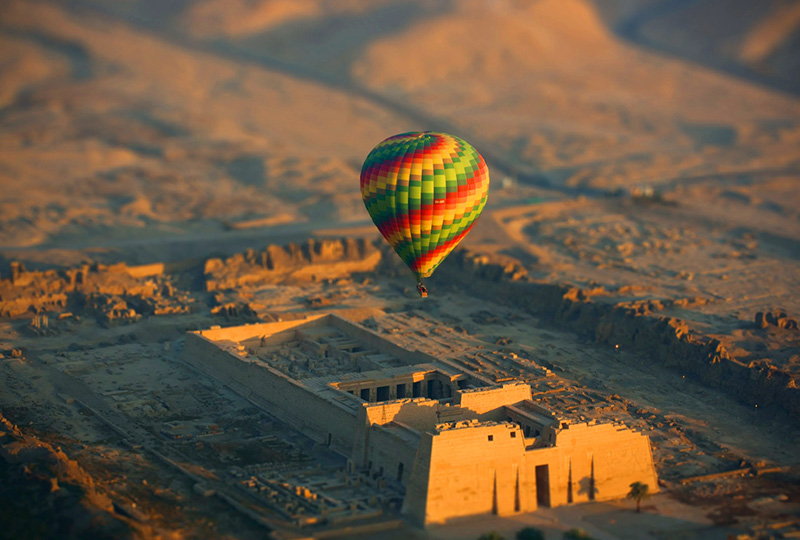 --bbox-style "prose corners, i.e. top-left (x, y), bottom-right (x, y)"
top-left (516, 526), bottom-right (545, 540)
top-left (563, 528), bottom-right (596, 540)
